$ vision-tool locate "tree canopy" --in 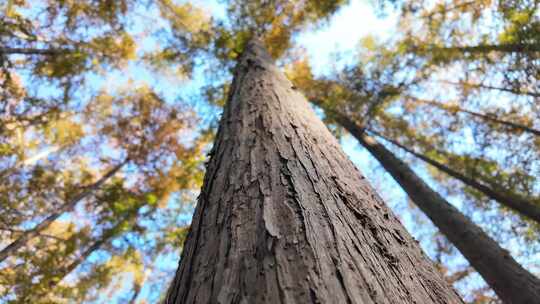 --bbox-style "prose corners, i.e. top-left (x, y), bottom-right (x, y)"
top-left (0, 0), bottom-right (538, 303)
